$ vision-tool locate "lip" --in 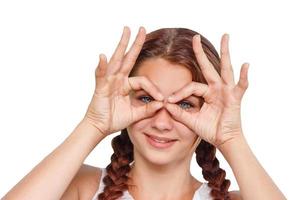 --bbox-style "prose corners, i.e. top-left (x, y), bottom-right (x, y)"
top-left (144, 133), bottom-right (177, 149)
top-left (145, 133), bottom-right (178, 141)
